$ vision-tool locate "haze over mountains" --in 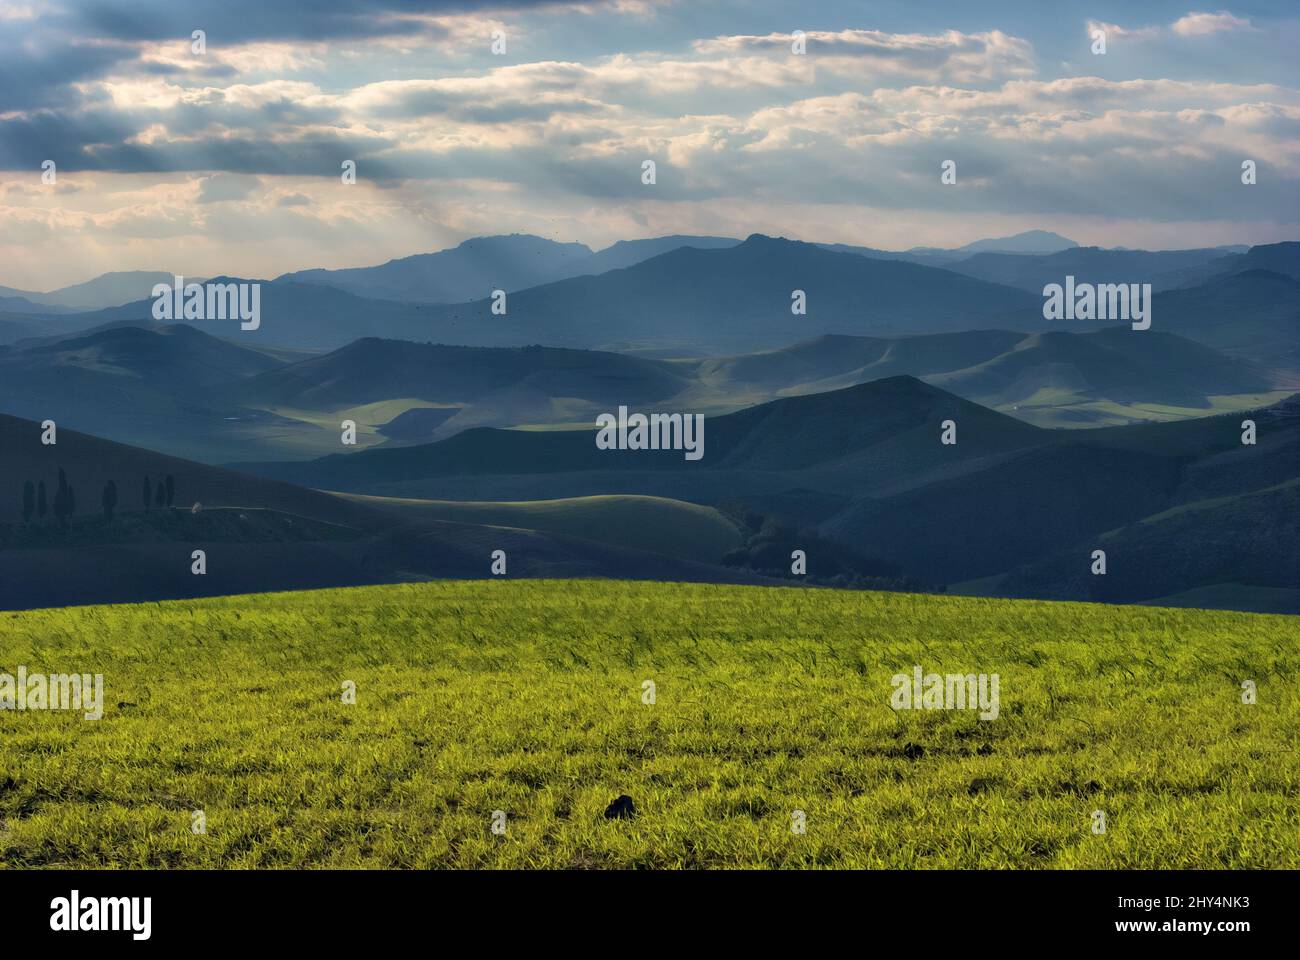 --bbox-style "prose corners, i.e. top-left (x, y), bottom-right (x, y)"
top-left (0, 271), bottom-right (200, 313)
top-left (0, 308), bottom-right (1286, 465)
top-left (942, 245), bottom-right (1264, 293)
top-left (278, 233), bottom-right (741, 304)
top-left (275, 229), bottom-right (1084, 305)
top-left (15, 234), bottom-right (1290, 362)
top-left (0, 230), bottom-right (1282, 320)
top-left (1, 228), bottom-right (1296, 614)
